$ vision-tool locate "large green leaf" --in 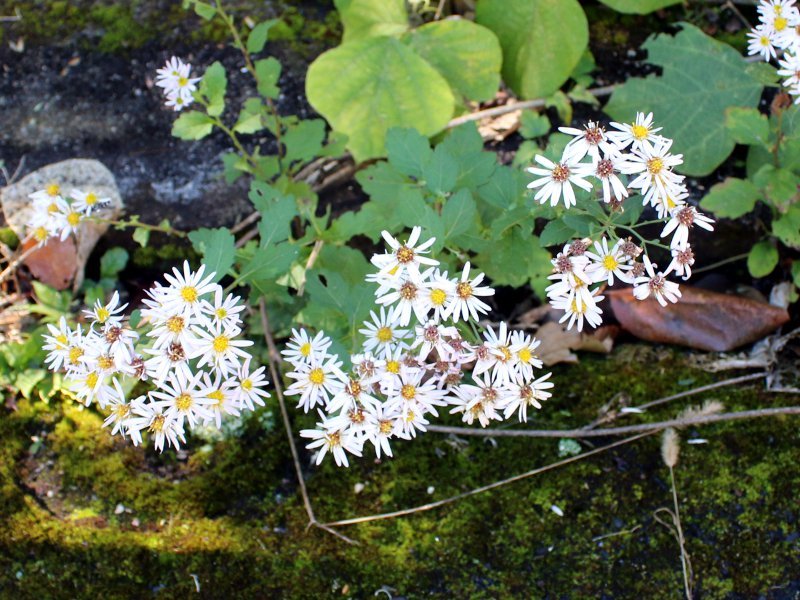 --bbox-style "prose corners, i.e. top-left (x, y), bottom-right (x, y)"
top-left (335, 0), bottom-right (408, 43)
top-left (605, 24), bottom-right (764, 176)
top-left (475, 0), bottom-right (588, 99)
top-left (402, 19), bottom-right (502, 102)
top-left (306, 36), bottom-right (454, 161)
top-left (188, 228), bottom-right (236, 283)
top-left (598, 0), bottom-right (680, 14)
